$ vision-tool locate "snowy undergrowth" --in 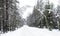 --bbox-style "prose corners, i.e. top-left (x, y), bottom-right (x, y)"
top-left (1, 25), bottom-right (60, 36)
